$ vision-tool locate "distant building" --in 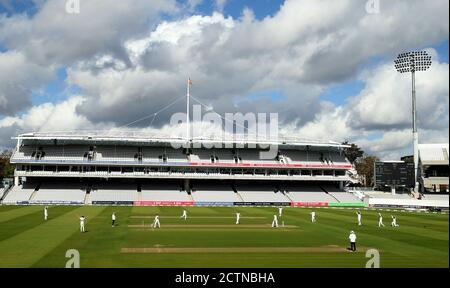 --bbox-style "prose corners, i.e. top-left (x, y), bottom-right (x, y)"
top-left (418, 144), bottom-right (449, 193)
